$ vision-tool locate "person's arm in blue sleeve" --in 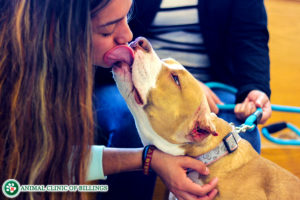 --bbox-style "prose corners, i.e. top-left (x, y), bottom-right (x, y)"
top-left (229, 0), bottom-right (272, 123)
top-left (229, 0), bottom-right (271, 103)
